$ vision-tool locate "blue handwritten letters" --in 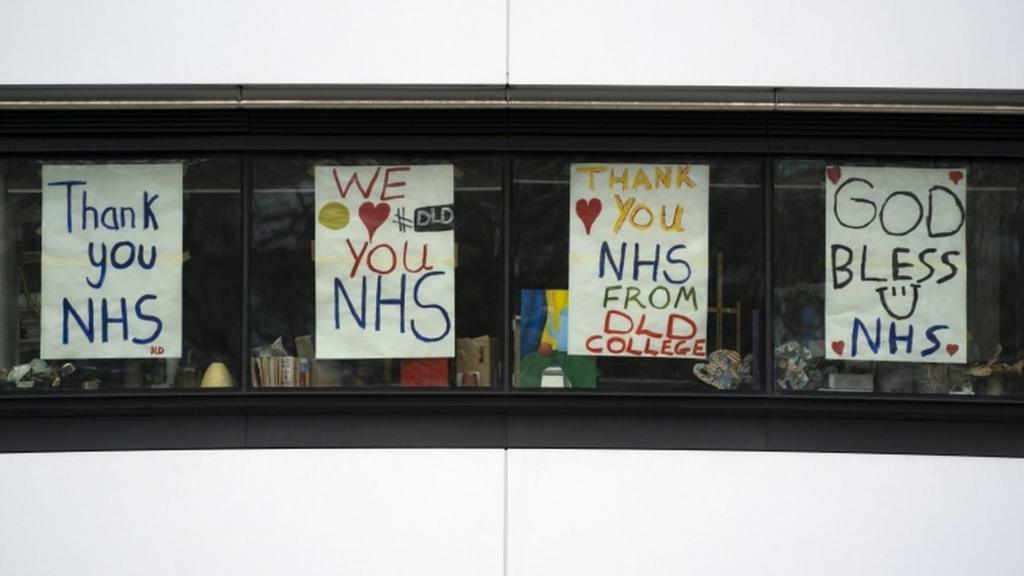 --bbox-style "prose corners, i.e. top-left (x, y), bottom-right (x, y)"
top-left (314, 165), bottom-right (455, 359)
top-left (41, 164), bottom-right (183, 359)
top-left (824, 166), bottom-right (967, 363)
